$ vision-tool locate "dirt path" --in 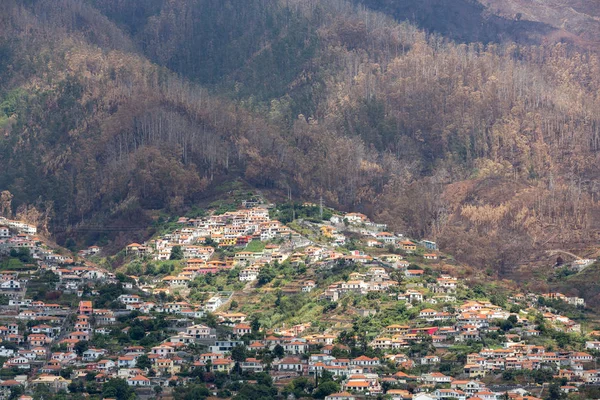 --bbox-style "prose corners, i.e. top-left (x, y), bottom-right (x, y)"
top-left (546, 249), bottom-right (581, 260)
